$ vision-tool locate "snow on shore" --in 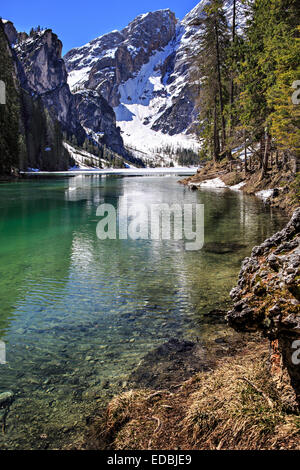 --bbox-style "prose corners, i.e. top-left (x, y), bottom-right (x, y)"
top-left (255, 189), bottom-right (274, 201)
top-left (230, 181), bottom-right (246, 191)
top-left (189, 176), bottom-right (276, 203)
top-left (198, 177), bottom-right (227, 188)
top-left (188, 177), bottom-right (246, 191)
